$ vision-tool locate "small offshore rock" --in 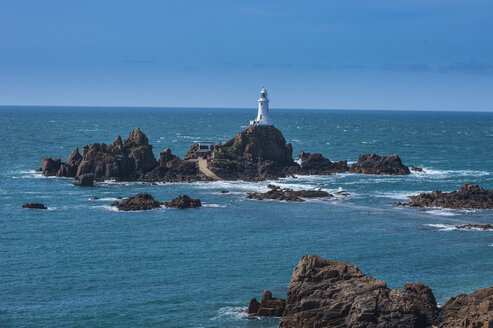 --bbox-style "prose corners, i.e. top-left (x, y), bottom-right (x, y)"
top-left (247, 290), bottom-right (286, 317)
top-left (35, 167), bottom-right (42, 172)
top-left (411, 166), bottom-right (424, 172)
top-left (164, 194), bottom-right (202, 209)
top-left (42, 157), bottom-right (62, 176)
top-left (219, 190), bottom-right (230, 194)
top-left (298, 151), bottom-right (348, 175)
top-left (75, 173), bottom-right (95, 187)
top-left (22, 203), bottom-right (47, 210)
top-left (398, 184), bottom-right (493, 209)
top-left (115, 193), bottom-right (162, 211)
top-left (334, 190), bottom-right (351, 196)
top-left (349, 153), bottom-right (410, 175)
top-left (246, 185), bottom-right (332, 202)
top-left (455, 224), bottom-right (493, 231)
top-left (90, 197), bottom-right (100, 200)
